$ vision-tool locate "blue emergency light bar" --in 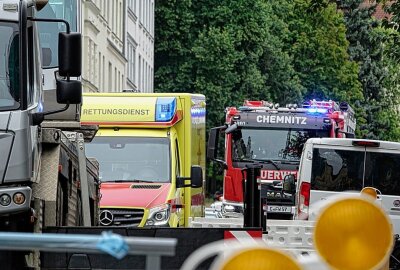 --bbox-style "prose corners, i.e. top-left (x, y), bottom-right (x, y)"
top-left (307, 108), bottom-right (328, 114)
top-left (156, 97), bottom-right (177, 122)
